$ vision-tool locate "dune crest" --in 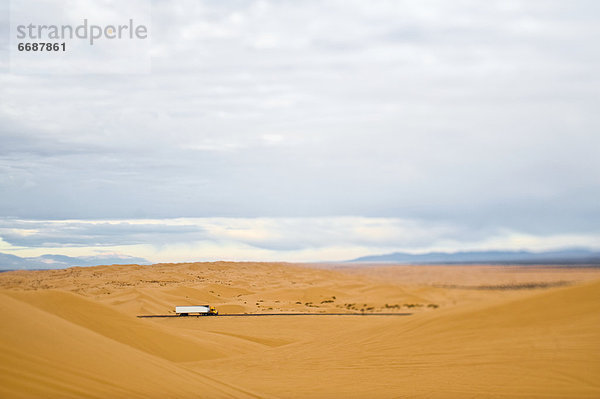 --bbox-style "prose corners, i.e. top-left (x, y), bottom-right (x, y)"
top-left (1, 262), bottom-right (599, 398)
